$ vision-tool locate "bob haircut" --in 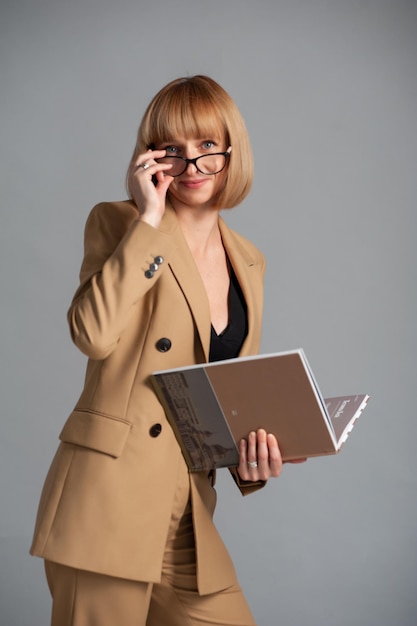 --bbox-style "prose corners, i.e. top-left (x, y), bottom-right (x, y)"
top-left (126, 75), bottom-right (254, 209)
